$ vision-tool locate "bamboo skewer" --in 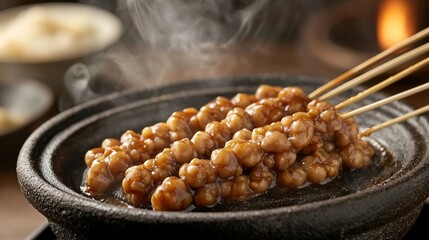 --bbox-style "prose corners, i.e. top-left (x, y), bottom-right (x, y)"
top-left (318, 42), bottom-right (429, 101)
top-left (358, 104), bottom-right (429, 138)
top-left (309, 27), bottom-right (429, 140)
top-left (339, 82), bottom-right (429, 119)
top-left (309, 26), bottom-right (429, 99)
top-left (335, 57), bottom-right (429, 110)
